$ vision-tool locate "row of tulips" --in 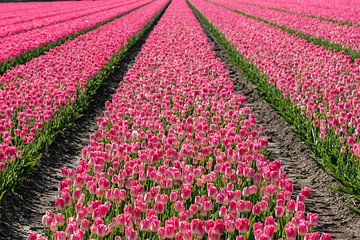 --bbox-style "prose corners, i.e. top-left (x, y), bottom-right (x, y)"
top-left (209, 0), bottom-right (360, 54)
top-left (29, 0), bottom-right (331, 239)
top-left (0, 2), bottom-right (82, 20)
top-left (0, 0), bottom-right (168, 201)
top-left (239, 0), bottom-right (360, 26)
top-left (0, 0), bottom-right (140, 38)
top-left (0, 0), bottom-right (152, 74)
top-left (0, 0), bottom-right (123, 27)
top-left (189, 0), bottom-right (360, 195)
